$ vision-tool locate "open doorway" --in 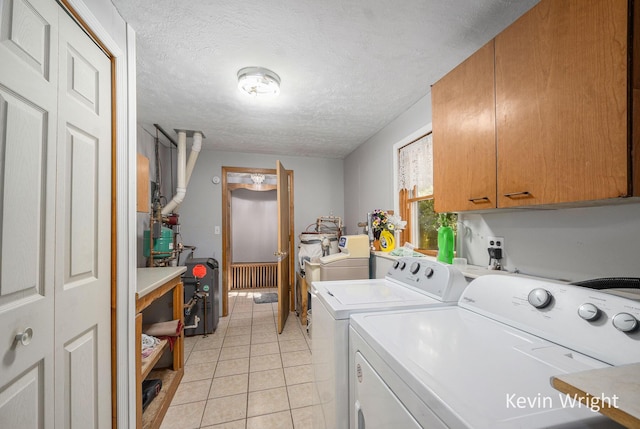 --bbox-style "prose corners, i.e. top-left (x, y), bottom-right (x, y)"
top-left (231, 187), bottom-right (278, 289)
top-left (221, 166), bottom-right (294, 325)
